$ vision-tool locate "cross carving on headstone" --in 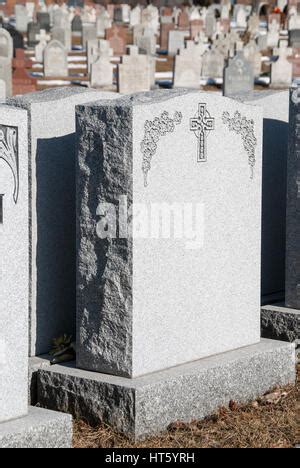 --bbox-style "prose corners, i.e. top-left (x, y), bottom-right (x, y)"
top-left (36, 29), bottom-right (51, 44)
top-left (190, 103), bottom-right (215, 163)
